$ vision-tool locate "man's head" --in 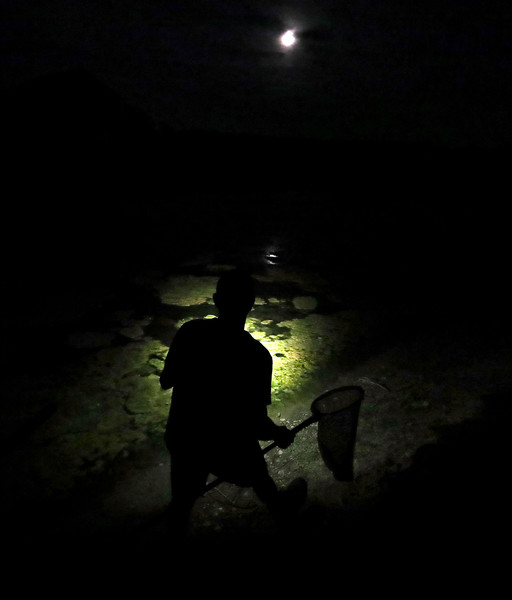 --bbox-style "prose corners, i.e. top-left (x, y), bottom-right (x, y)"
top-left (213, 269), bottom-right (256, 325)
